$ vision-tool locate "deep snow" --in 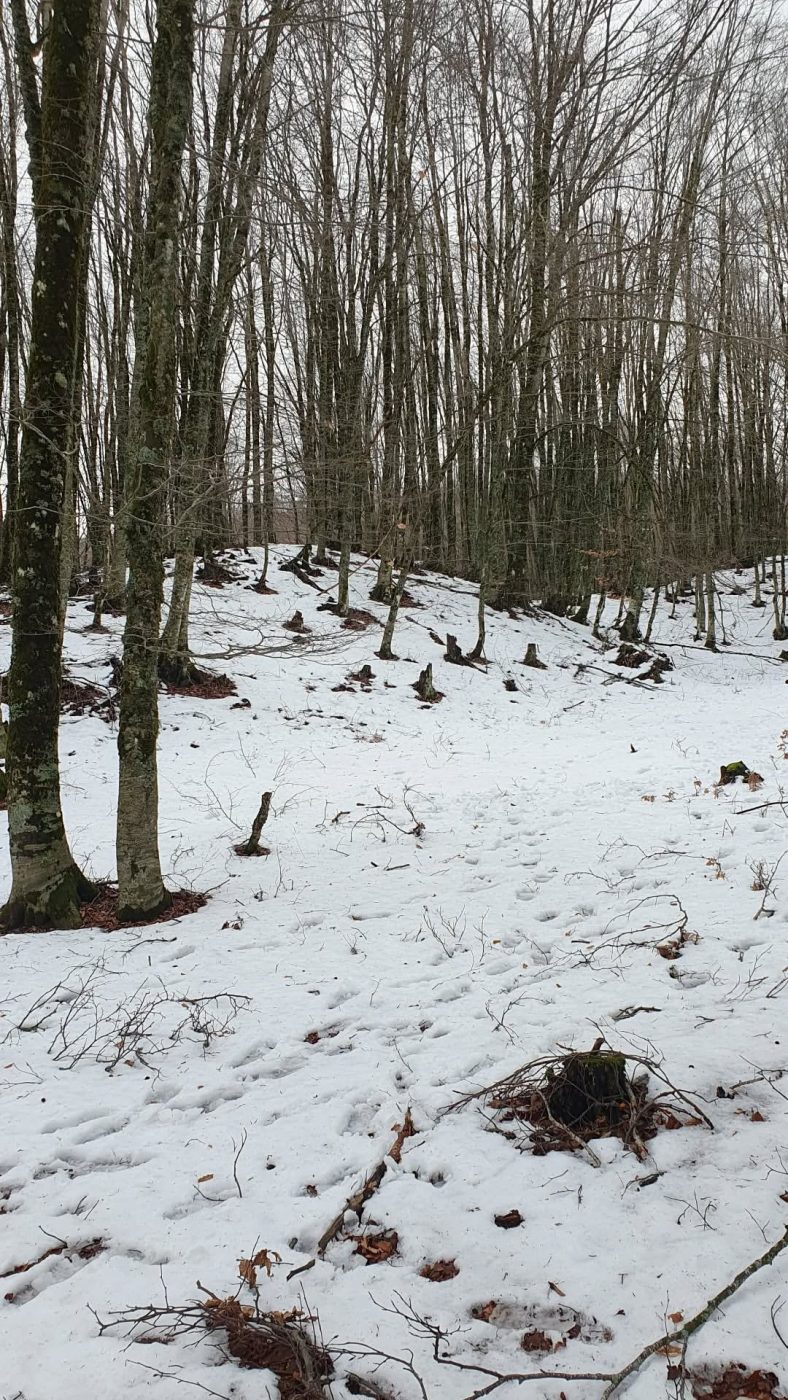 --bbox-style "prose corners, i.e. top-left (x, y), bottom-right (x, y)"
top-left (1, 552), bottom-right (787, 1400)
